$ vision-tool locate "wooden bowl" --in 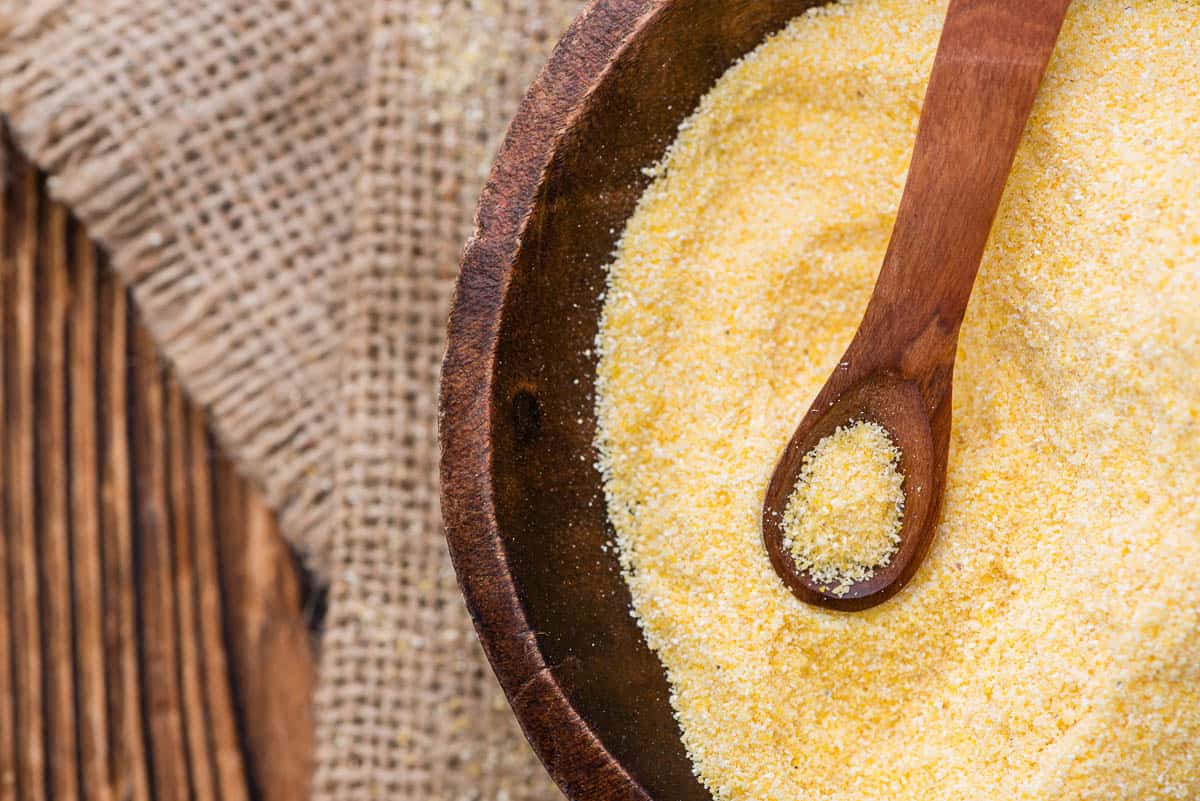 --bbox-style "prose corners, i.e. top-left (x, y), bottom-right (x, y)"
top-left (441, 2), bottom-right (822, 799)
